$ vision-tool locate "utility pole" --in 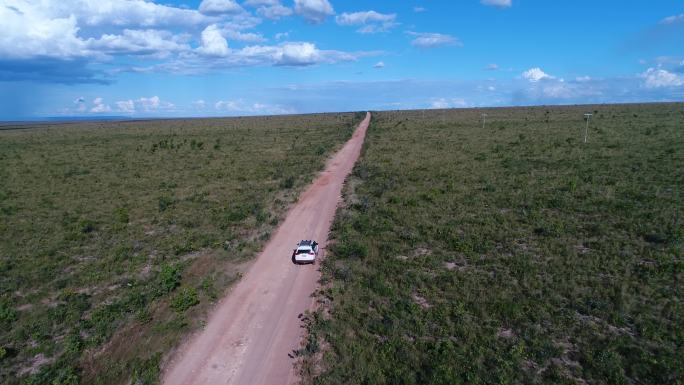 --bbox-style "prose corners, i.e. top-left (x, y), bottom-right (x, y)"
top-left (482, 113), bottom-right (488, 129)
